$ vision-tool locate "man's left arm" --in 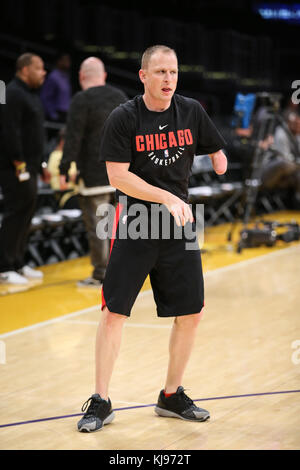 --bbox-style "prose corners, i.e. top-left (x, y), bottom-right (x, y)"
top-left (195, 101), bottom-right (228, 175)
top-left (209, 150), bottom-right (228, 175)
